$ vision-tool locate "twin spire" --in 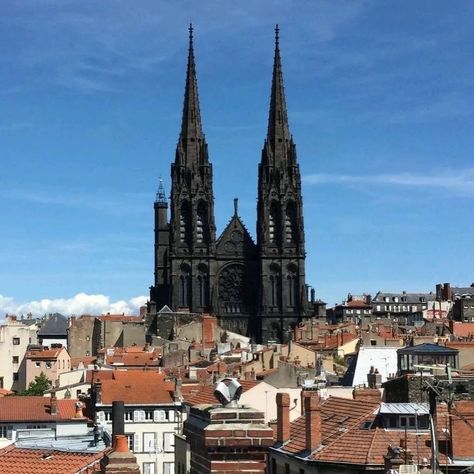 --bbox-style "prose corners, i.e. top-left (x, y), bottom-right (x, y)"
top-left (178, 24), bottom-right (291, 163)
